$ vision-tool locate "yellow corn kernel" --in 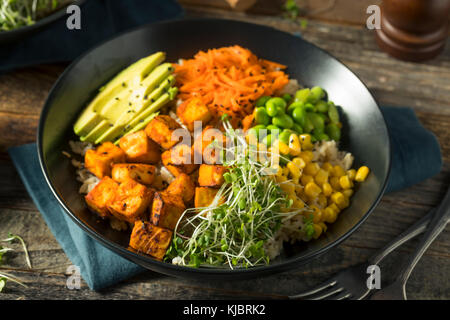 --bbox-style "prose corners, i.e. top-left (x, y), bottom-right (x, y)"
top-left (323, 207), bottom-right (337, 223)
top-left (336, 196), bottom-right (349, 210)
top-left (293, 198), bottom-right (305, 209)
top-left (292, 157), bottom-right (306, 169)
top-left (305, 162), bottom-right (320, 176)
top-left (319, 222), bottom-right (327, 233)
top-left (330, 176), bottom-right (341, 190)
top-left (329, 203), bottom-right (340, 214)
top-left (317, 194), bottom-right (328, 208)
top-left (276, 175), bottom-right (287, 183)
top-left (310, 205), bottom-right (323, 223)
top-left (288, 134), bottom-right (301, 156)
top-left (299, 134), bottom-right (314, 150)
top-left (301, 174), bottom-right (314, 186)
top-left (280, 182), bottom-right (296, 195)
top-left (322, 182), bottom-right (333, 197)
top-left (315, 169), bottom-right (329, 186)
top-left (331, 192), bottom-right (346, 206)
top-left (287, 161), bottom-right (301, 179)
top-left (355, 166), bottom-right (370, 182)
top-left (299, 151), bottom-right (314, 163)
top-left (305, 182), bottom-right (322, 198)
top-left (332, 165), bottom-right (346, 177)
top-left (282, 166), bottom-right (290, 177)
top-left (322, 162), bottom-right (334, 173)
top-left (312, 224), bottom-right (323, 239)
top-left (339, 175), bottom-right (354, 189)
top-left (294, 183), bottom-right (303, 194)
top-left (347, 169), bottom-right (356, 180)
top-left (343, 189), bottom-right (354, 198)
top-left (275, 140), bottom-right (290, 156)
top-left (273, 165), bottom-right (283, 177)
